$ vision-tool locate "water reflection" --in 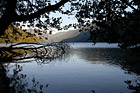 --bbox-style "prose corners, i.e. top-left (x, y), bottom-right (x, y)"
top-left (4, 63), bottom-right (49, 93)
top-left (0, 43), bottom-right (71, 62)
top-left (0, 43), bottom-right (140, 93)
top-left (74, 48), bottom-right (140, 93)
top-left (75, 48), bottom-right (125, 63)
top-left (0, 43), bottom-right (71, 92)
top-left (75, 48), bottom-right (140, 75)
